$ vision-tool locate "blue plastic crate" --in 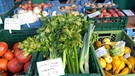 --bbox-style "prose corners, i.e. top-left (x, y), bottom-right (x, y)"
top-left (0, 5), bottom-right (9, 14)
top-left (0, 0), bottom-right (7, 6)
top-left (76, 6), bottom-right (85, 13)
top-left (126, 28), bottom-right (135, 38)
top-left (21, 19), bottom-right (42, 29)
top-left (75, 0), bottom-right (81, 5)
top-left (51, 1), bottom-right (60, 7)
